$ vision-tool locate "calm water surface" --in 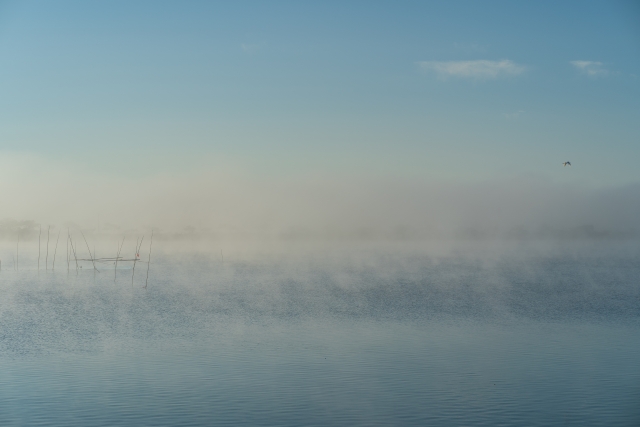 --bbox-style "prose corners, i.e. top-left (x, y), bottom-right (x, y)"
top-left (0, 241), bottom-right (638, 426)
